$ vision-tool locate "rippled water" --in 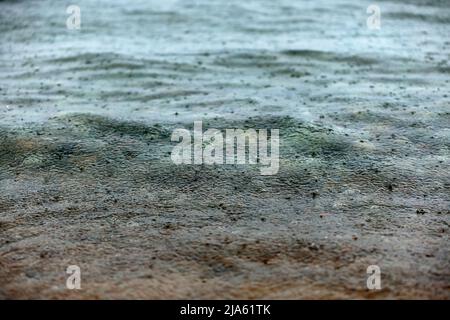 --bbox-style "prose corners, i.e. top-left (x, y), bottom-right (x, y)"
top-left (1, 0), bottom-right (449, 125)
top-left (0, 0), bottom-right (449, 299)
